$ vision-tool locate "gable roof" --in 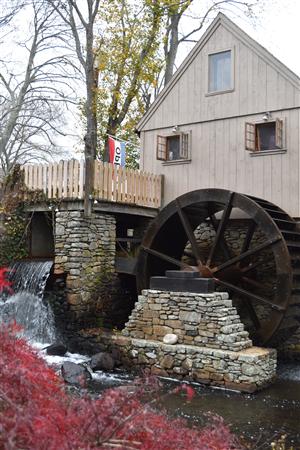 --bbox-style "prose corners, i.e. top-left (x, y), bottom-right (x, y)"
top-left (137, 12), bottom-right (300, 131)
